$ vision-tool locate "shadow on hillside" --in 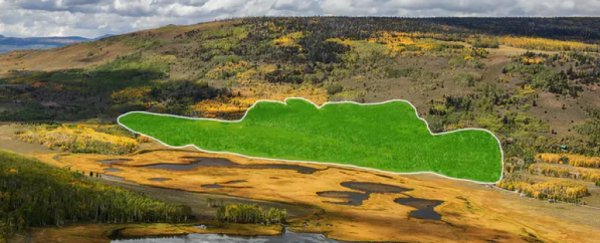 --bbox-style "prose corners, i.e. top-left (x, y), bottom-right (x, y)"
top-left (0, 69), bottom-right (223, 122)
